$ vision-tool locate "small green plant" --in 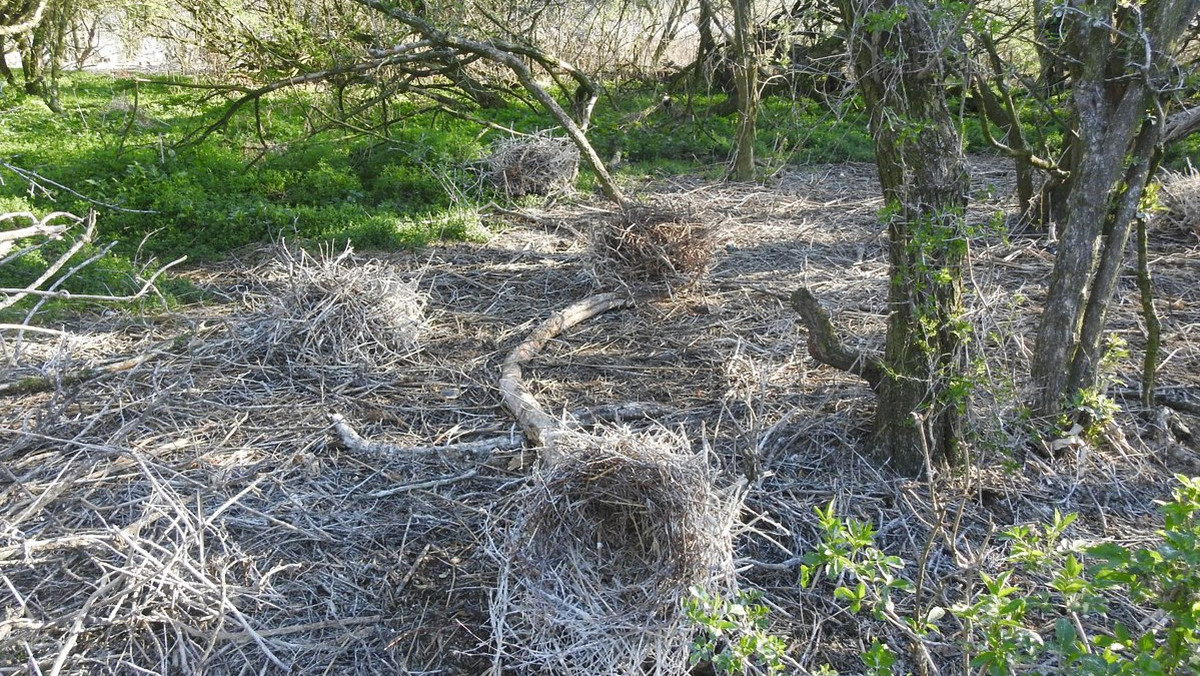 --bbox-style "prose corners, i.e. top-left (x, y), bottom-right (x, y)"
top-left (802, 481), bottom-right (1200, 676)
top-left (684, 587), bottom-right (787, 675)
top-left (801, 501), bottom-right (915, 618)
top-left (955, 476), bottom-right (1200, 676)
